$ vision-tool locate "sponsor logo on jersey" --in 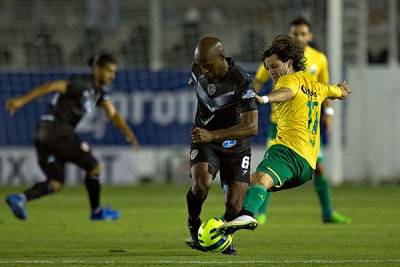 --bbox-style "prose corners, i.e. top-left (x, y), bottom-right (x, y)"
top-left (47, 155), bottom-right (56, 164)
top-left (207, 84), bottom-right (217, 95)
top-left (301, 85), bottom-right (317, 97)
top-left (242, 89), bottom-right (256, 99)
top-left (190, 149), bottom-right (198, 160)
top-left (222, 140), bottom-right (237, 148)
top-left (80, 141), bottom-right (90, 152)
